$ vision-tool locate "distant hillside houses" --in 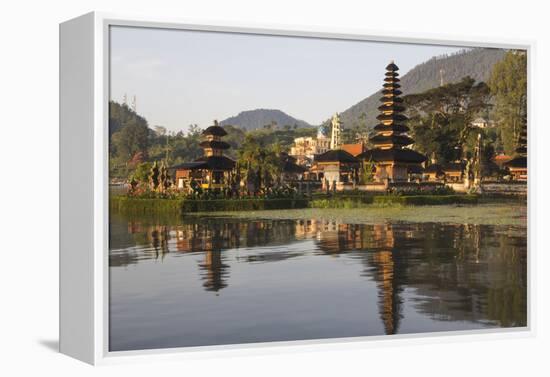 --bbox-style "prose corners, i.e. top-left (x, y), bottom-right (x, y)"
top-left (289, 134), bottom-right (330, 166)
